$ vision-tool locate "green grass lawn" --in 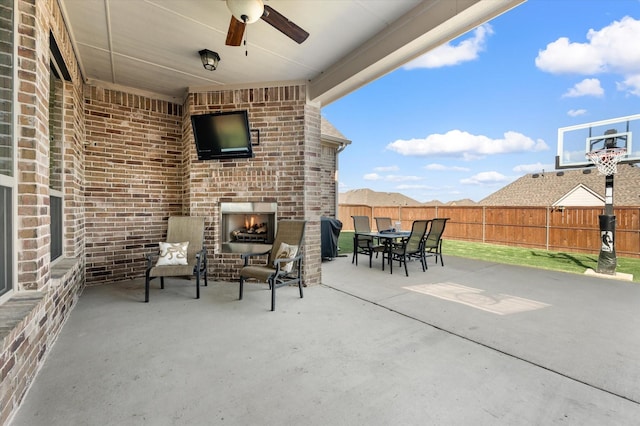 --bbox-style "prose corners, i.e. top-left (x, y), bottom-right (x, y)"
top-left (338, 231), bottom-right (640, 282)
